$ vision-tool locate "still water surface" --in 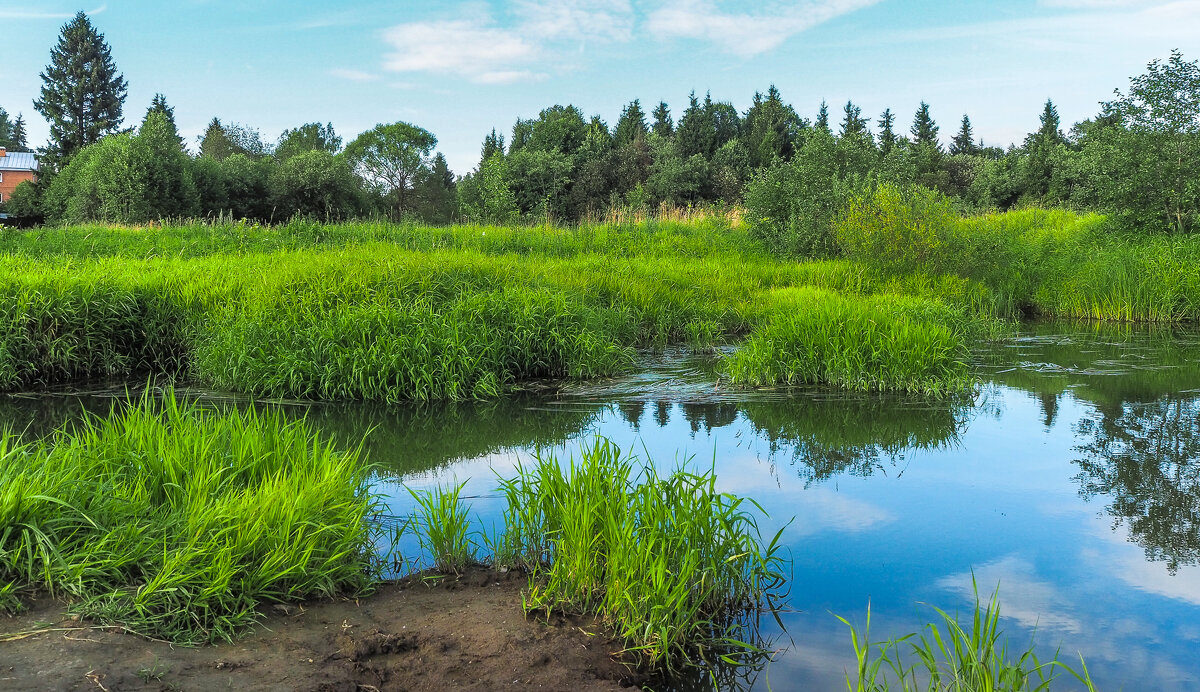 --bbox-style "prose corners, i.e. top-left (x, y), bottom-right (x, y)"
top-left (4, 321), bottom-right (1198, 690)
